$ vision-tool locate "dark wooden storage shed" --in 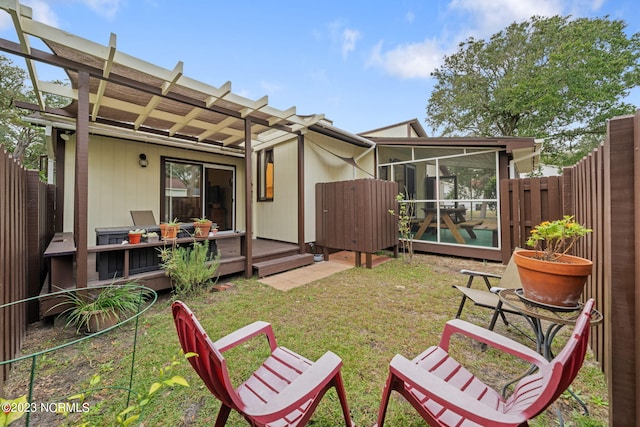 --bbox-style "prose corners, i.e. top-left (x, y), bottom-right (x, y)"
top-left (315, 179), bottom-right (398, 267)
